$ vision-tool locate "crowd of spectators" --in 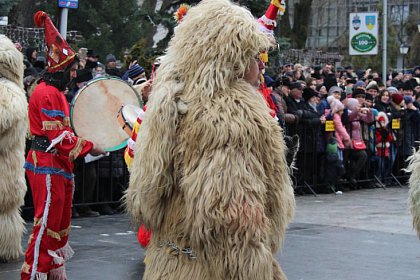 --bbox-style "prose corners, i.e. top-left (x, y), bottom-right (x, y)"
top-left (18, 43), bottom-right (420, 205)
top-left (265, 62), bottom-right (420, 193)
